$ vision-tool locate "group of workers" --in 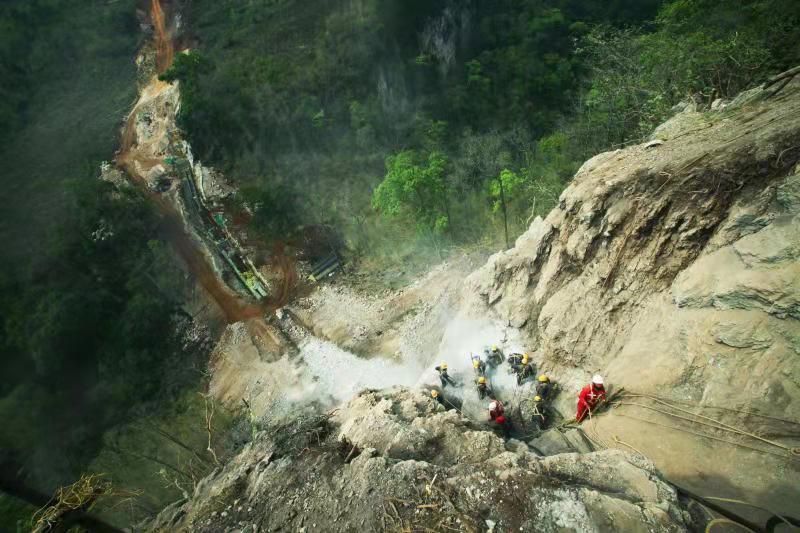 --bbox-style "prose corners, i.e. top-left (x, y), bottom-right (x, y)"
top-left (435, 346), bottom-right (535, 394)
top-left (432, 346), bottom-right (608, 437)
